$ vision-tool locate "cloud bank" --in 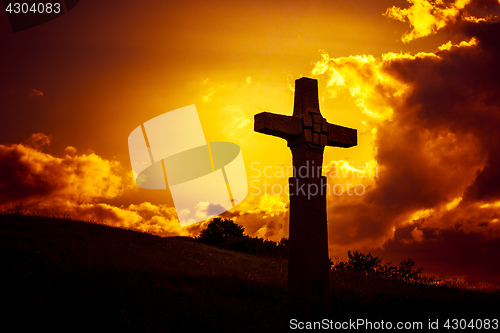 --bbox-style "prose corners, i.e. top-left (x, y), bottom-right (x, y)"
top-left (0, 133), bottom-right (190, 236)
top-left (312, 0), bottom-right (500, 284)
